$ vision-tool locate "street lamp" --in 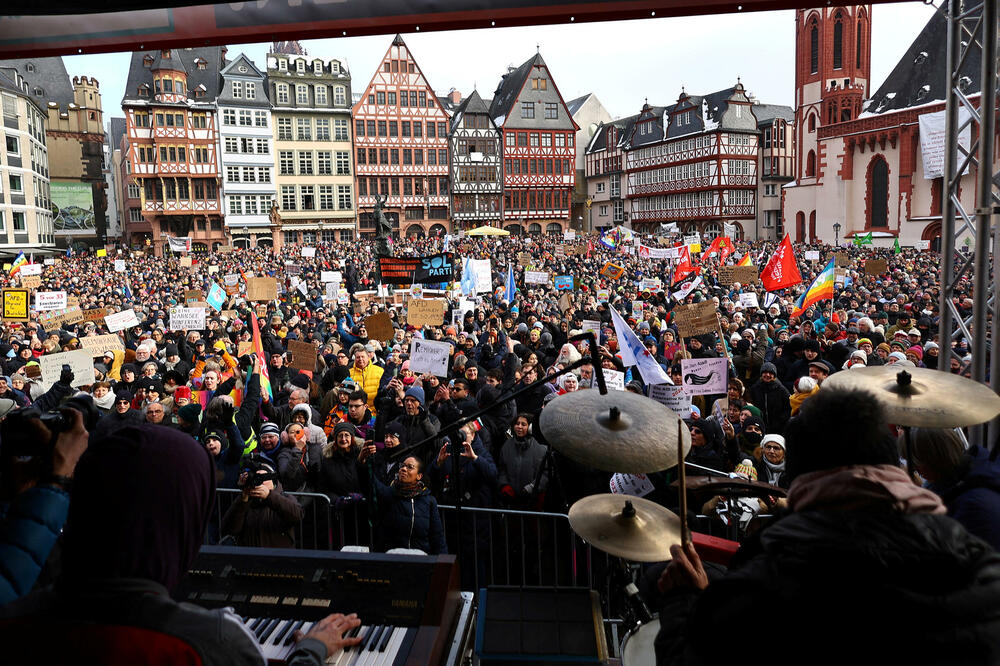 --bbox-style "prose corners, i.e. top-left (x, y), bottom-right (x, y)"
top-left (833, 222), bottom-right (841, 247)
top-left (242, 225), bottom-right (249, 249)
